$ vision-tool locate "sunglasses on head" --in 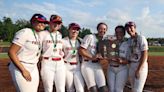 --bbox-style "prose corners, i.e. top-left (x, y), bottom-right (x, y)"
top-left (71, 27), bottom-right (80, 31)
top-left (53, 21), bottom-right (62, 25)
top-left (37, 21), bottom-right (47, 24)
top-left (37, 15), bottom-right (46, 20)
